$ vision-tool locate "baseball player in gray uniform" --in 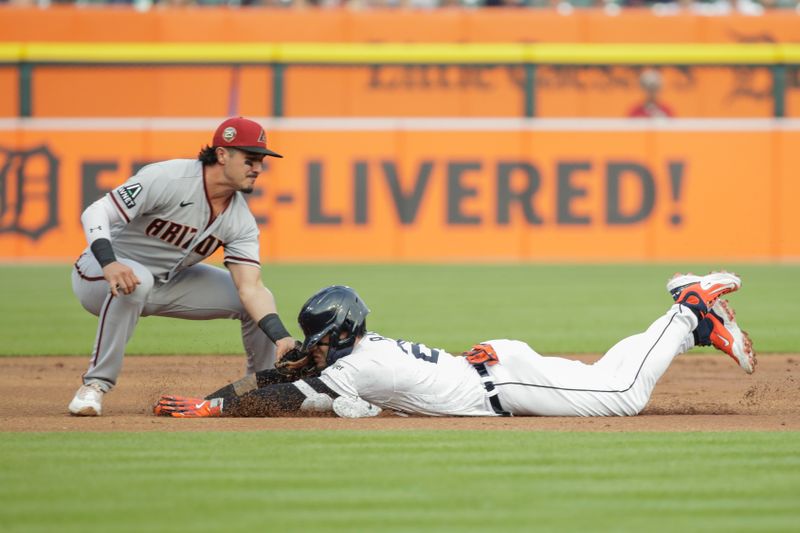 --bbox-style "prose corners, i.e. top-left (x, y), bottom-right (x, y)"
top-left (155, 271), bottom-right (756, 419)
top-left (69, 117), bottom-right (297, 416)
